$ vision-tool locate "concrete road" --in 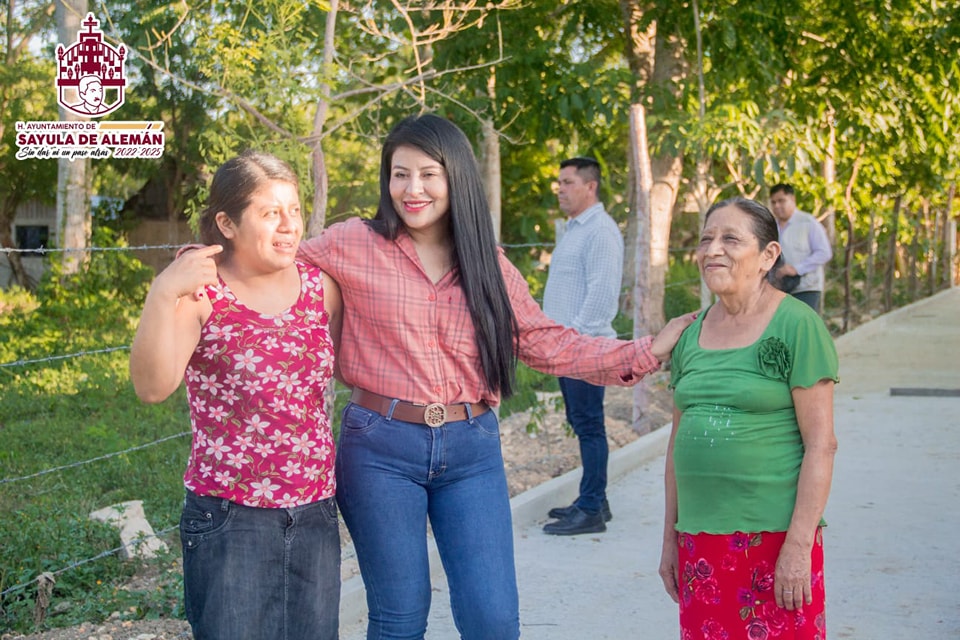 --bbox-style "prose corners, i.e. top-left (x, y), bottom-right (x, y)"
top-left (341, 288), bottom-right (960, 639)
